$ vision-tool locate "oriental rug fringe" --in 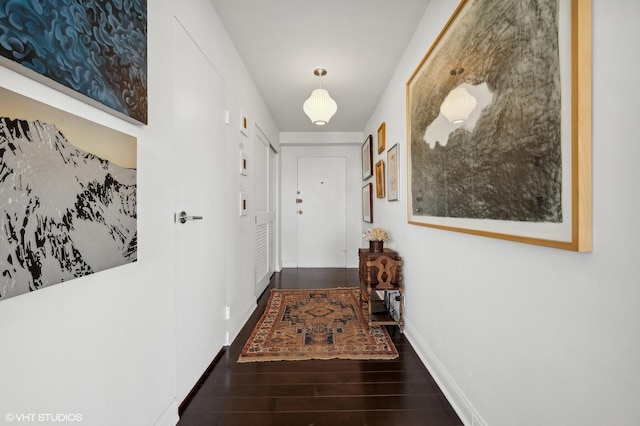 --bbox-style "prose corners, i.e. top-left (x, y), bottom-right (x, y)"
top-left (238, 287), bottom-right (398, 362)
